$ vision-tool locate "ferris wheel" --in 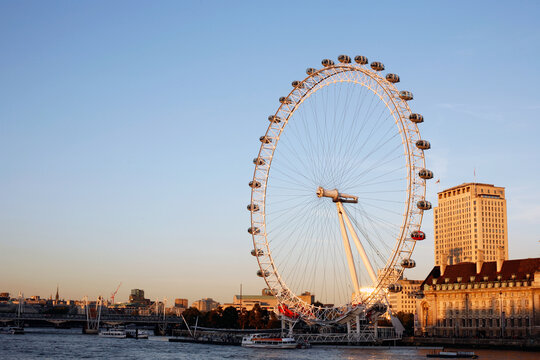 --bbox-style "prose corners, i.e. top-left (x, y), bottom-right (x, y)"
top-left (248, 54), bottom-right (433, 325)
